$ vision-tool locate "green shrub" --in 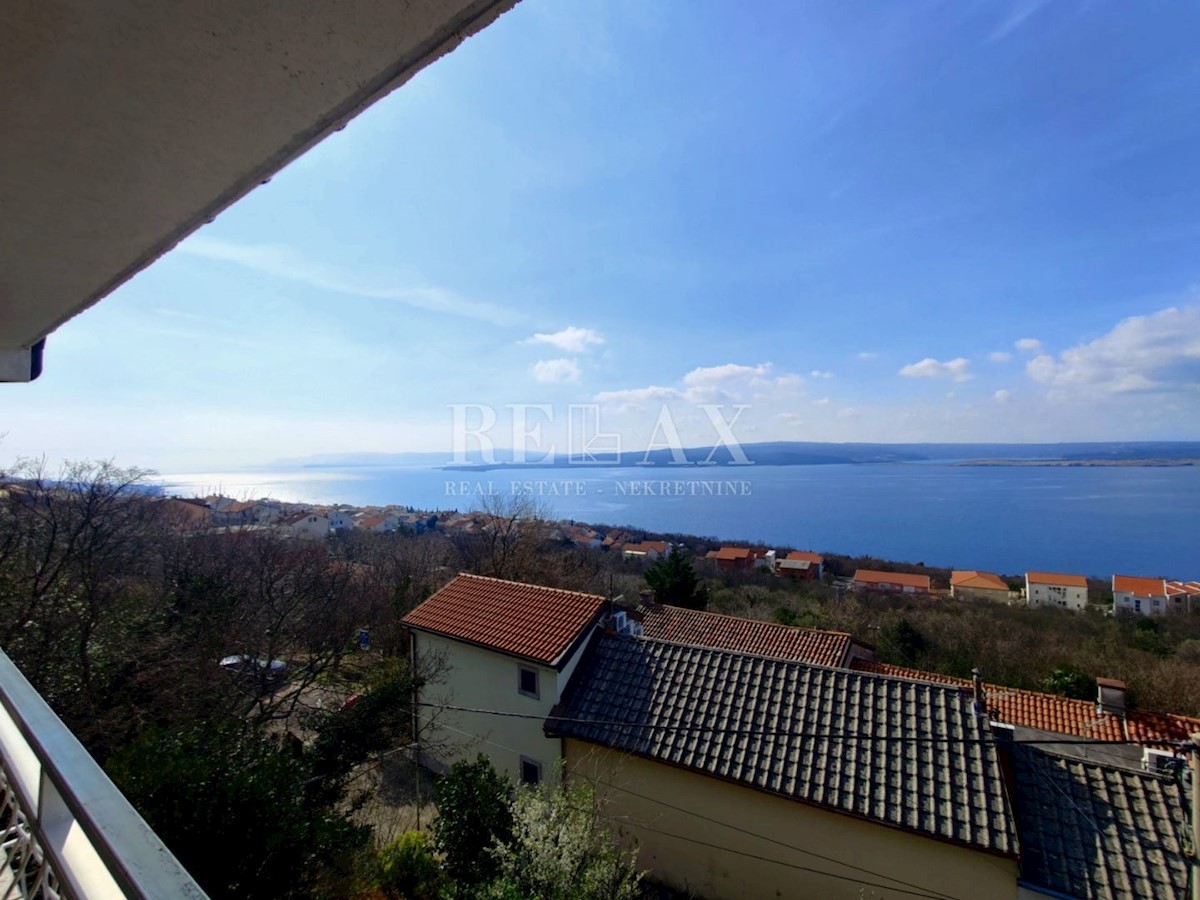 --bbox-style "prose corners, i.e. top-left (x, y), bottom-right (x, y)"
top-left (377, 831), bottom-right (442, 900)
